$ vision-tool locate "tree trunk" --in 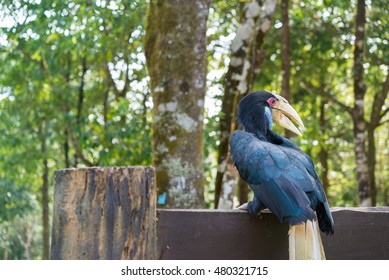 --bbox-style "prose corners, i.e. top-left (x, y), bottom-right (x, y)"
top-left (280, 0), bottom-right (292, 139)
top-left (40, 125), bottom-right (50, 260)
top-left (215, 0), bottom-right (277, 208)
top-left (64, 53), bottom-right (71, 169)
top-left (21, 220), bottom-right (35, 260)
top-left (73, 56), bottom-right (88, 167)
top-left (3, 248), bottom-right (8, 260)
top-left (215, 0), bottom-right (263, 209)
top-left (145, 0), bottom-right (210, 208)
top-left (3, 227), bottom-right (9, 260)
top-left (352, 0), bottom-right (370, 206)
top-left (41, 155), bottom-right (50, 259)
top-left (77, 57), bottom-right (87, 126)
top-left (51, 167), bottom-right (157, 260)
top-left (367, 127), bottom-right (376, 206)
top-left (319, 97), bottom-right (330, 194)
top-left (103, 89), bottom-right (109, 125)
top-left (64, 130), bottom-right (70, 168)
top-left (367, 73), bottom-right (389, 206)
